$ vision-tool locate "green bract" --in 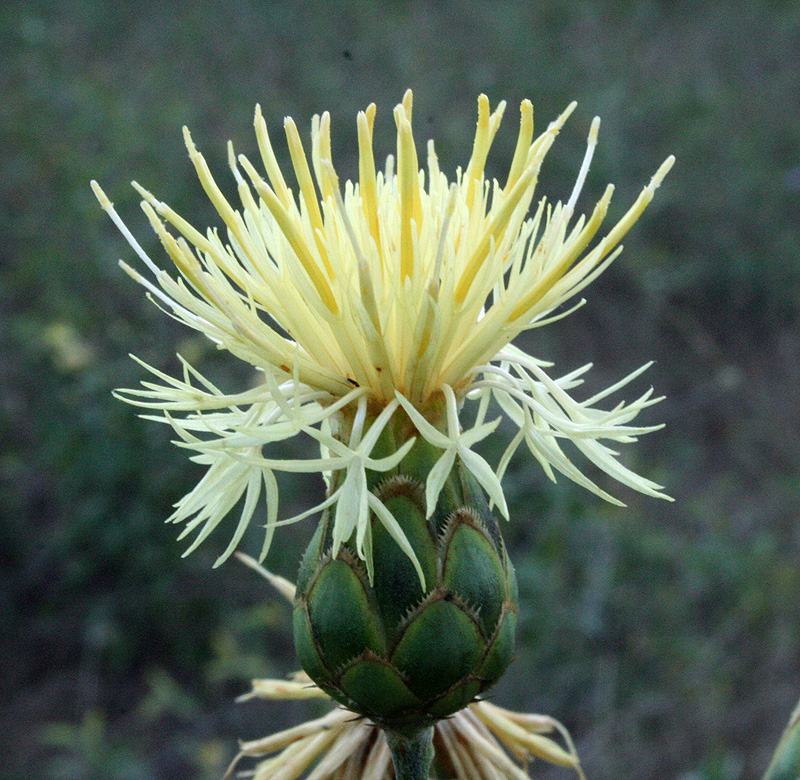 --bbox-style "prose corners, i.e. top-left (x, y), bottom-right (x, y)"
top-left (293, 432), bottom-right (518, 732)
